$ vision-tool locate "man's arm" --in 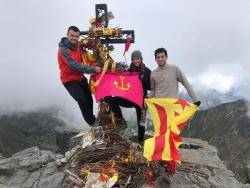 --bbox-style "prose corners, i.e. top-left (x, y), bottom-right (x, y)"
top-left (149, 74), bottom-right (155, 98)
top-left (176, 67), bottom-right (199, 103)
top-left (145, 68), bottom-right (151, 91)
top-left (60, 47), bottom-right (97, 74)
